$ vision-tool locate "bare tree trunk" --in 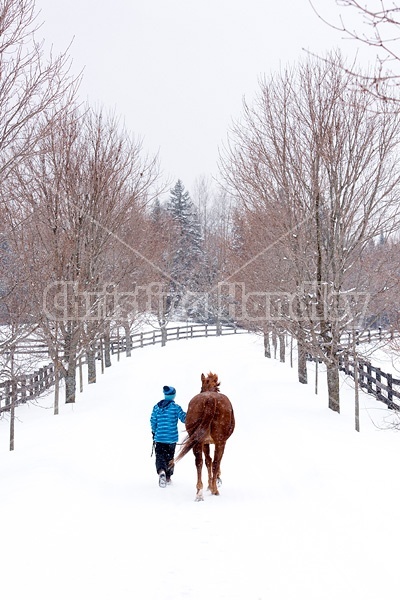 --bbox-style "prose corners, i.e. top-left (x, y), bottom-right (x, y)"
top-left (161, 322), bottom-right (168, 347)
top-left (79, 355), bottom-right (83, 393)
top-left (354, 331), bottom-right (360, 431)
top-left (264, 329), bottom-right (271, 358)
top-left (278, 329), bottom-right (285, 363)
top-left (99, 338), bottom-right (104, 374)
top-left (327, 362), bottom-right (340, 413)
top-left (290, 336), bottom-right (293, 368)
top-left (117, 326), bottom-right (120, 361)
top-left (54, 359), bottom-right (60, 415)
top-left (64, 325), bottom-right (78, 403)
top-left (297, 336), bottom-right (308, 384)
top-left (216, 316), bottom-right (222, 336)
top-left (103, 326), bottom-right (111, 368)
top-left (87, 343), bottom-right (96, 384)
top-left (124, 322), bottom-right (132, 356)
top-left (65, 358), bottom-right (77, 404)
top-left (9, 347), bottom-right (16, 451)
top-left (272, 330), bottom-right (277, 359)
top-left (10, 391), bottom-right (15, 451)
